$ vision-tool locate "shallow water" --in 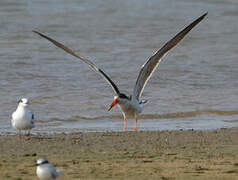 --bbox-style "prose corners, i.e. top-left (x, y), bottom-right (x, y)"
top-left (1, 0), bottom-right (238, 134)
